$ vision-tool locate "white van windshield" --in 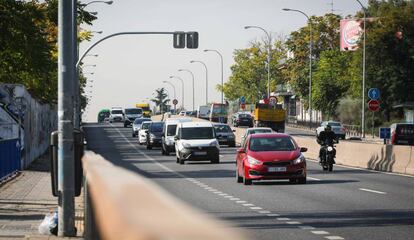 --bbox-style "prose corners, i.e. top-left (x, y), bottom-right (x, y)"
top-left (181, 127), bottom-right (214, 140)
